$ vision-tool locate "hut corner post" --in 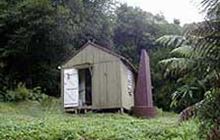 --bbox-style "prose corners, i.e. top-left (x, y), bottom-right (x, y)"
top-left (132, 49), bottom-right (156, 118)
